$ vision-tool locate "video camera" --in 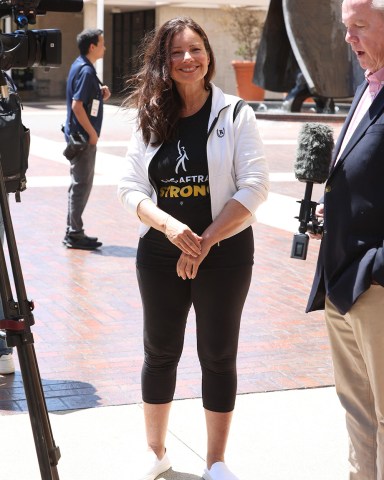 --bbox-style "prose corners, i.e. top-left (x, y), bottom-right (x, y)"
top-left (0, 0), bottom-right (83, 70)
